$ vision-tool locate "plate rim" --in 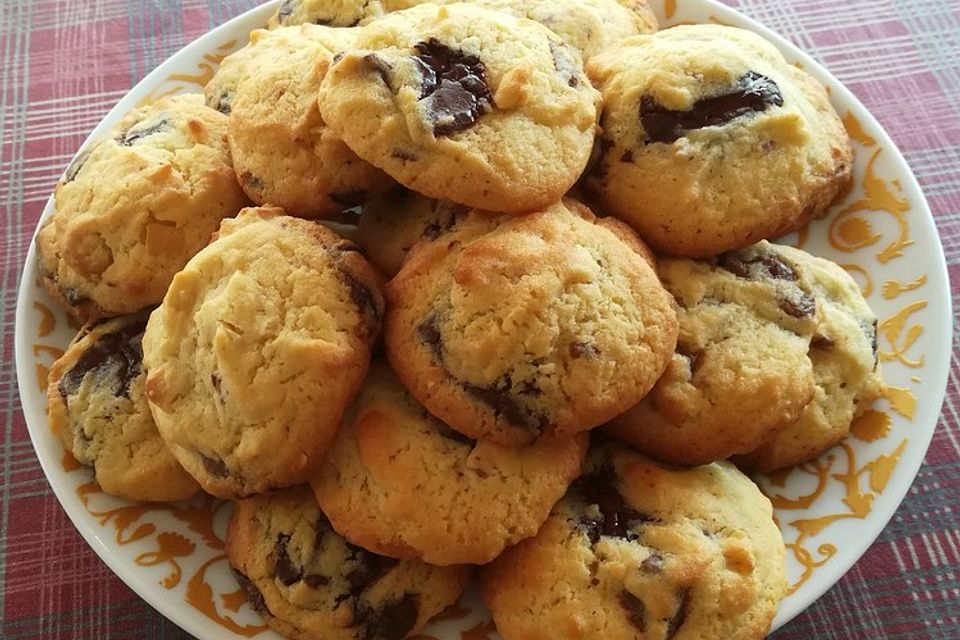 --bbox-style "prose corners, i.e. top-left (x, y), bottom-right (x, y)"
top-left (14, 0), bottom-right (954, 637)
